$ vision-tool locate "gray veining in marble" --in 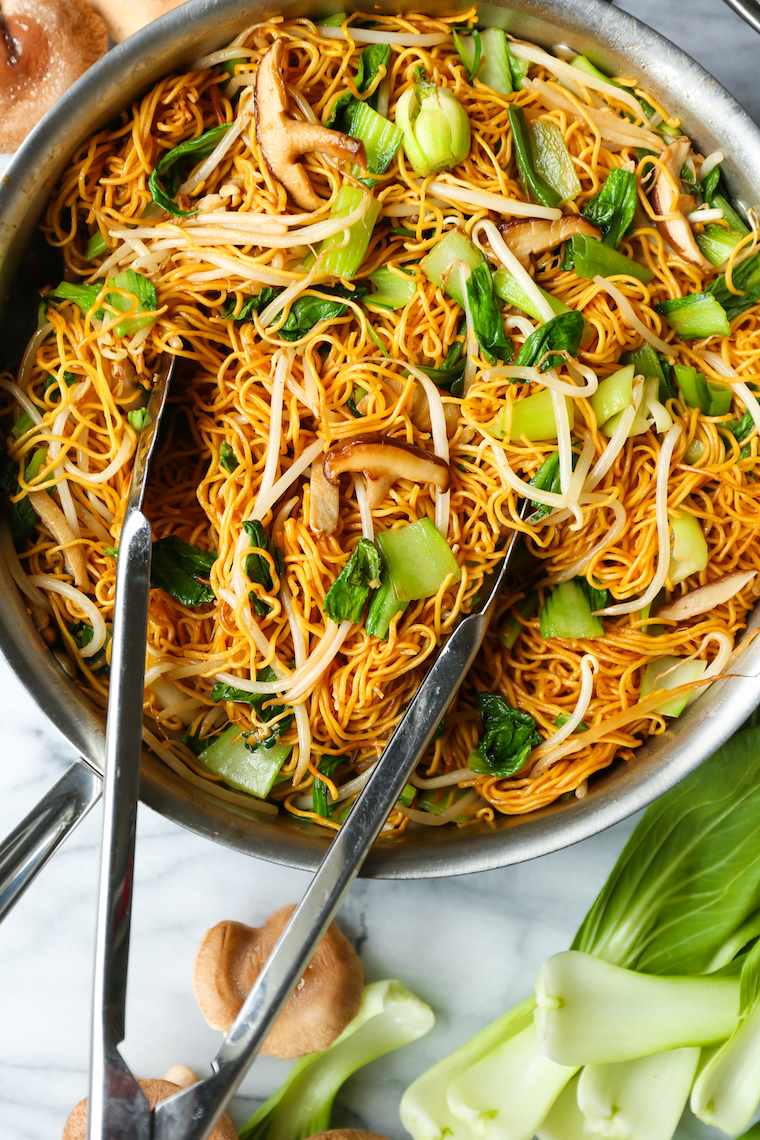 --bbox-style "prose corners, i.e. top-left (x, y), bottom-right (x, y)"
top-left (1, 1), bottom-right (759, 1136)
